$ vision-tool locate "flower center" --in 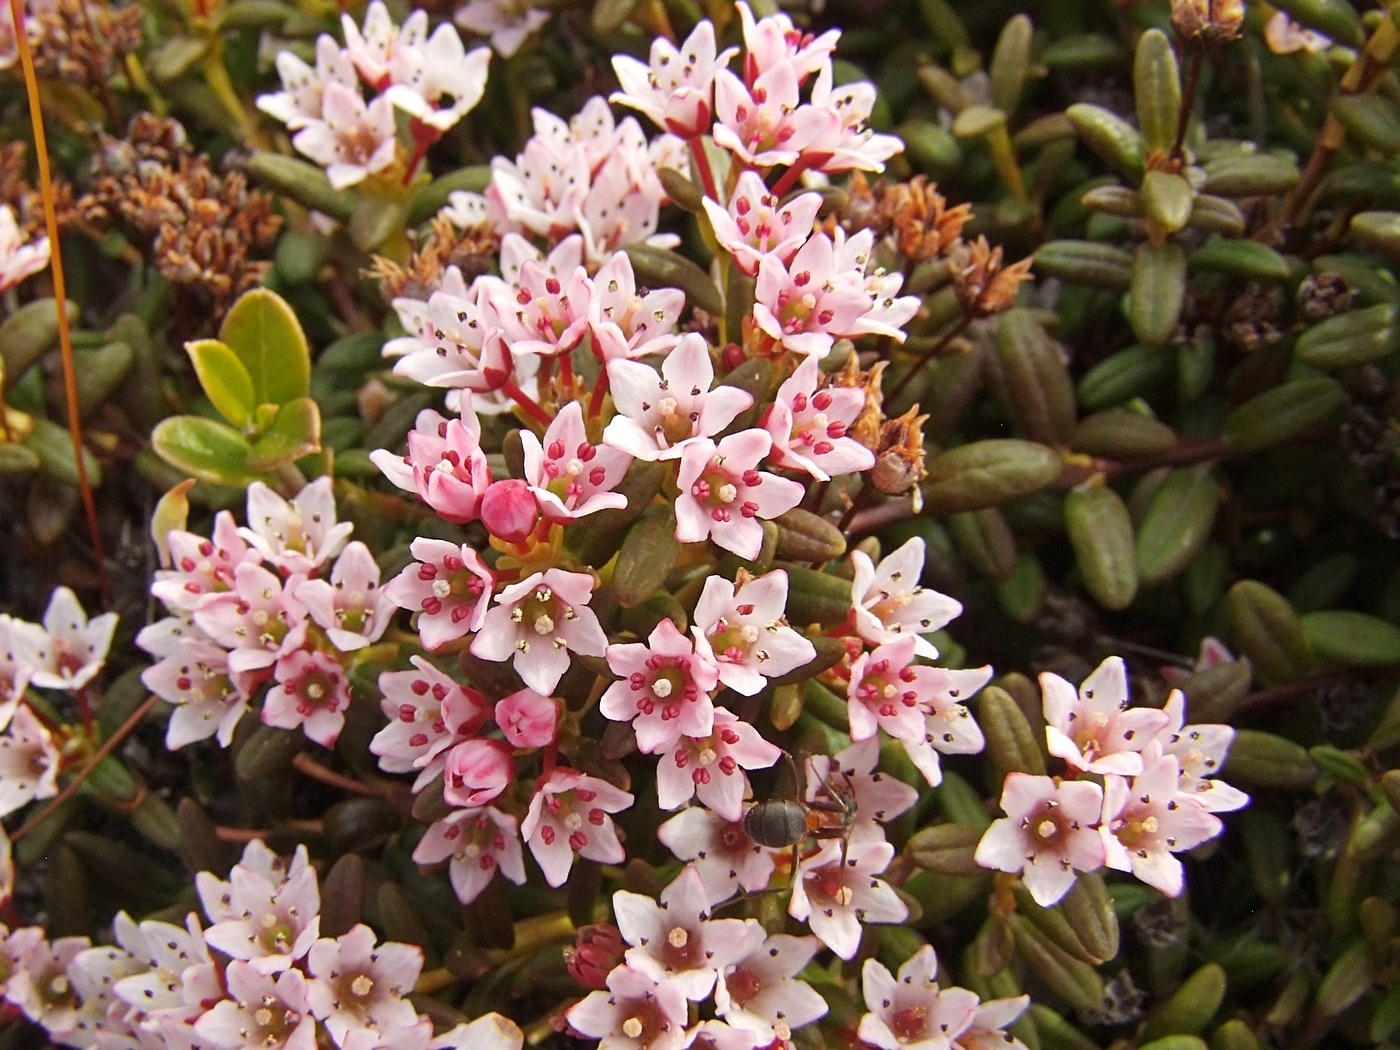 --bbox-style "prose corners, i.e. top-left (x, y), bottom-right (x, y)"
top-left (891, 1004), bottom-right (928, 1043)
